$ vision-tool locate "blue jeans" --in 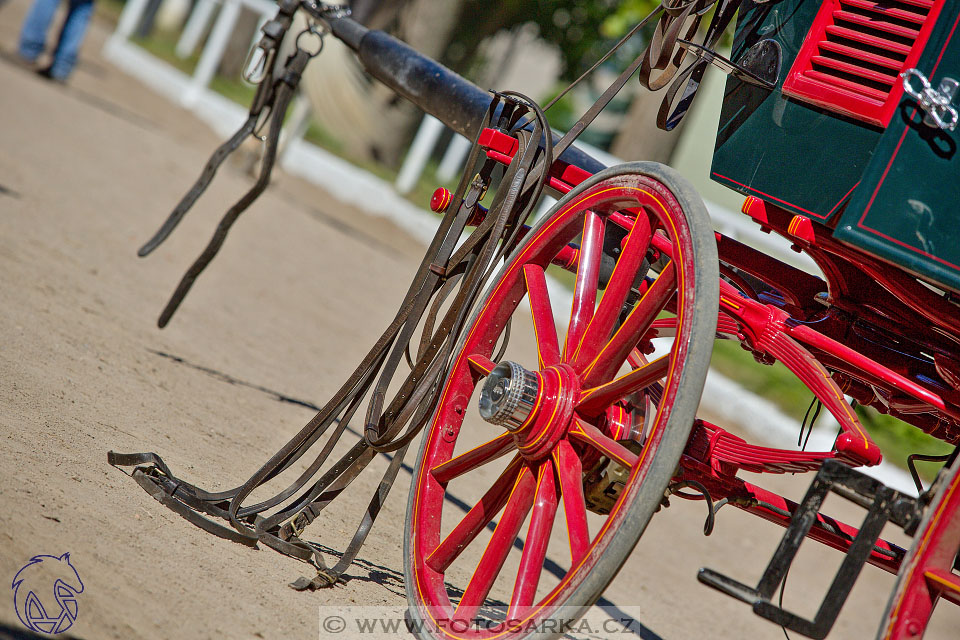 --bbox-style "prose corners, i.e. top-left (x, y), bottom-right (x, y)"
top-left (18, 0), bottom-right (94, 80)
